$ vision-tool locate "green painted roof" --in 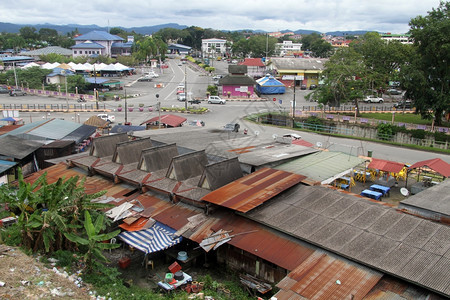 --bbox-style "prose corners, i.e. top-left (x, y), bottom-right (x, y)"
top-left (275, 151), bottom-right (366, 184)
